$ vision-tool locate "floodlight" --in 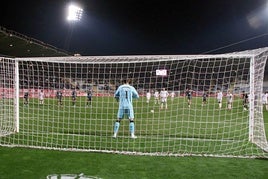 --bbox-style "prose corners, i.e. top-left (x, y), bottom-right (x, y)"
top-left (67, 4), bottom-right (83, 21)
